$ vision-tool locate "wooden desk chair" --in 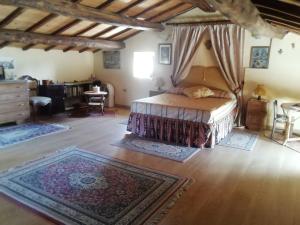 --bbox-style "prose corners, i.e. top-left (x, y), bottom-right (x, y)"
top-left (271, 100), bottom-right (289, 139)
